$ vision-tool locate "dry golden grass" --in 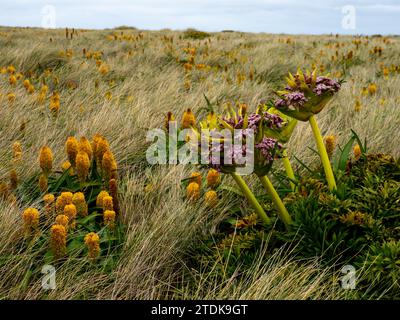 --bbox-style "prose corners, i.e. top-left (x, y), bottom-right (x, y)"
top-left (0, 27), bottom-right (399, 299)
